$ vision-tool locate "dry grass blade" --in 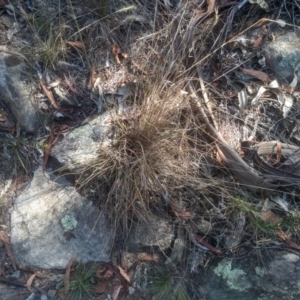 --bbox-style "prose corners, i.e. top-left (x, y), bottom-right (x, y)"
top-left (66, 41), bottom-right (86, 50)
